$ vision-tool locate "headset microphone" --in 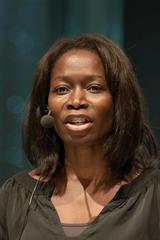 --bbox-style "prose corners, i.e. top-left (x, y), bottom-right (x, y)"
top-left (40, 110), bottom-right (54, 128)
